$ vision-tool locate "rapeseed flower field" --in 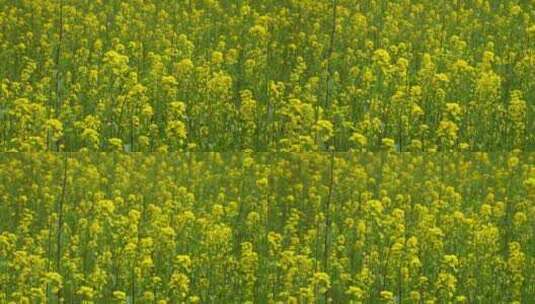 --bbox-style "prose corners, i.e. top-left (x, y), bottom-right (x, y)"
top-left (0, 0), bottom-right (534, 151)
top-left (0, 153), bottom-right (534, 303)
top-left (1, 1), bottom-right (534, 303)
